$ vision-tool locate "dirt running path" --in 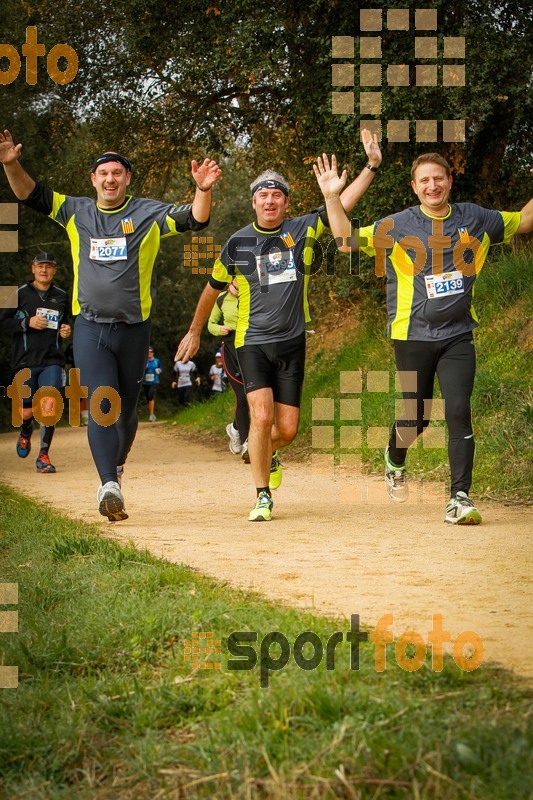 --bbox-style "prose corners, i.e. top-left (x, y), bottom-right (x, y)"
top-left (1, 423), bottom-right (531, 679)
